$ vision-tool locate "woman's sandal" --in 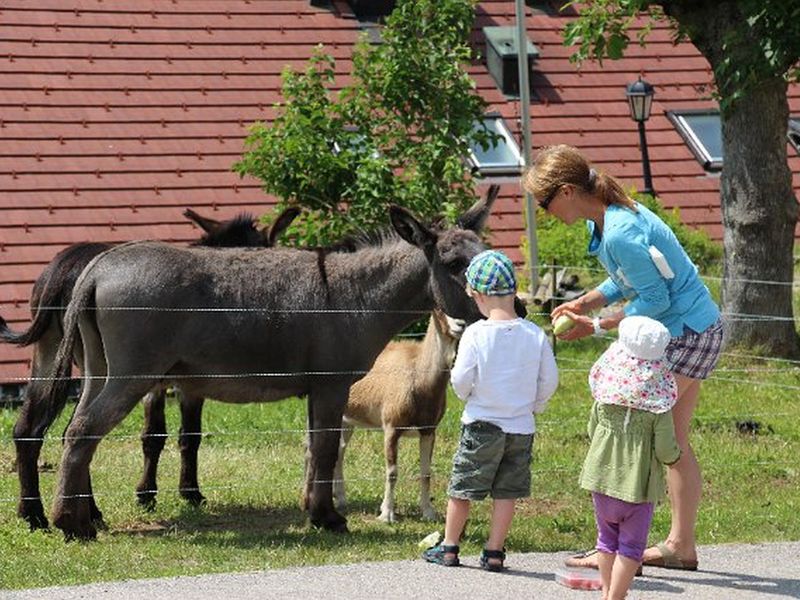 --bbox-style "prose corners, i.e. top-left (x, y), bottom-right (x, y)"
top-left (422, 544), bottom-right (460, 567)
top-left (641, 542), bottom-right (699, 571)
top-left (479, 548), bottom-right (506, 572)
